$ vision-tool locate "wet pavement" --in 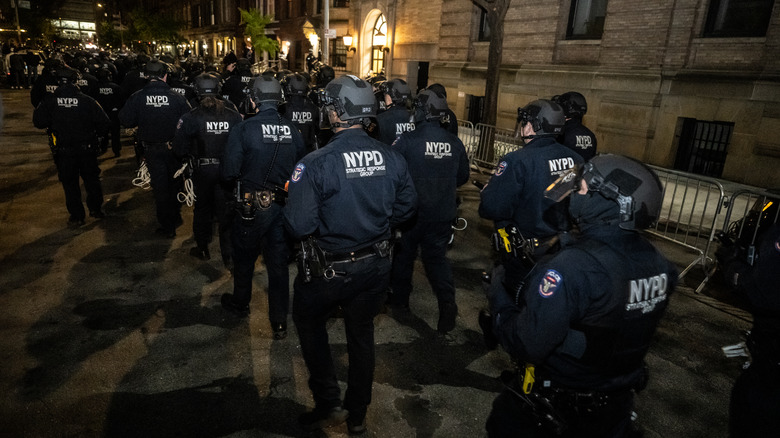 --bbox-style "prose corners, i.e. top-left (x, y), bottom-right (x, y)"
top-left (0, 88), bottom-right (754, 437)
